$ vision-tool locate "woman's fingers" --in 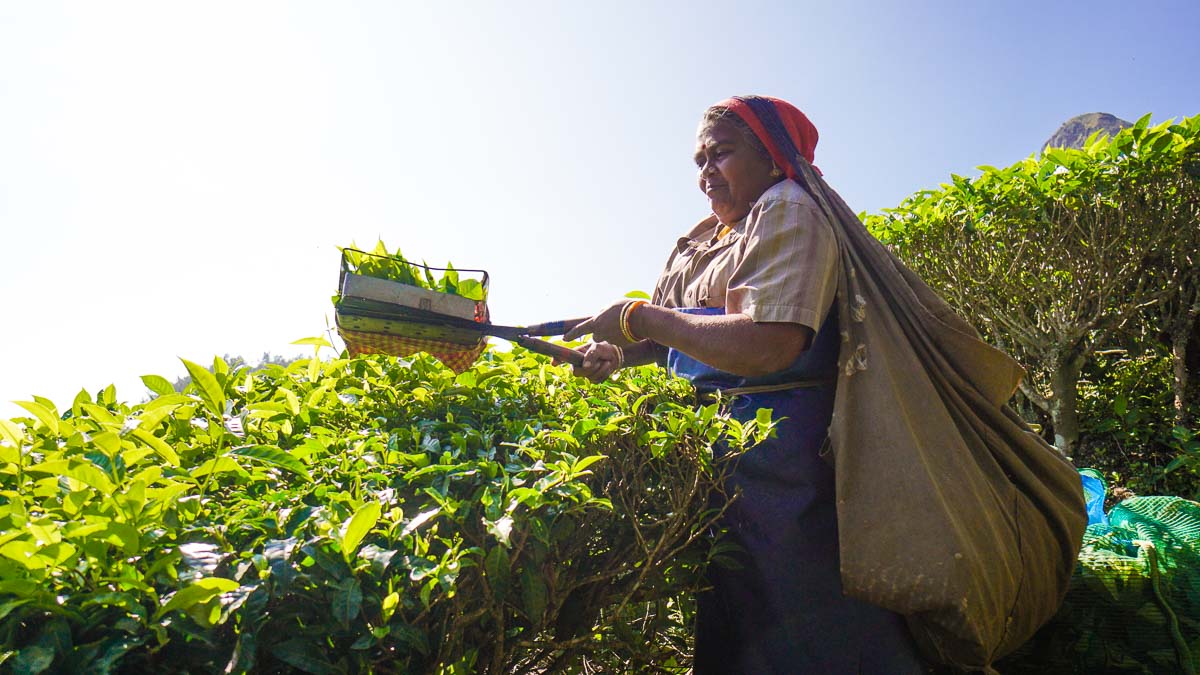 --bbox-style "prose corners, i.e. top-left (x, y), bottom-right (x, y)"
top-left (571, 342), bottom-right (620, 383)
top-left (564, 299), bottom-right (638, 344)
top-left (563, 317), bottom-right (593, 342)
